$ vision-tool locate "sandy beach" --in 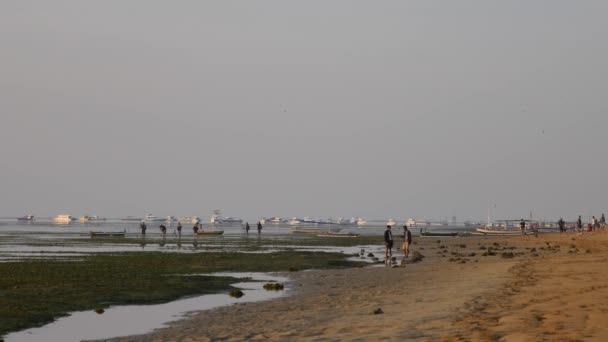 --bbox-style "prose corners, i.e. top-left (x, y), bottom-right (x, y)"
top-left (111, 231), bottom-right (608, 342)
